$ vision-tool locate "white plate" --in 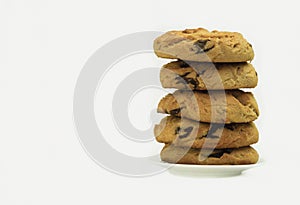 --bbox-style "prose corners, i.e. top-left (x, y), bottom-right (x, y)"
top-left (158, 160), bottom-right (264, 178)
